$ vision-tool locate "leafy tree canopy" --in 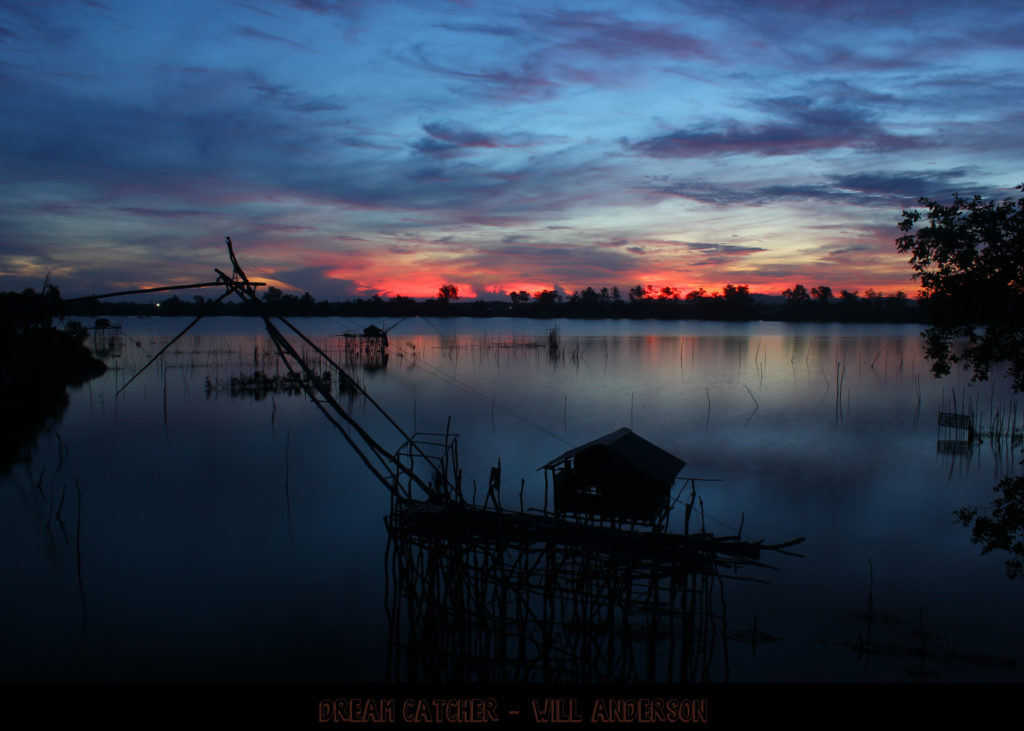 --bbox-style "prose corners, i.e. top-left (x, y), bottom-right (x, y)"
top-left (782, 283), bottom-right (810, 304)
top-left (901, 186), bottom-right (1024, 582)
top-left (896, 184), bottom-right (1024, 390)
top-left (956, 476), bottom-right (1024, 580)
top-left (437, 284), bottom-right (459, 302)
top-left (811, 285), bottom-right (832, 302)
